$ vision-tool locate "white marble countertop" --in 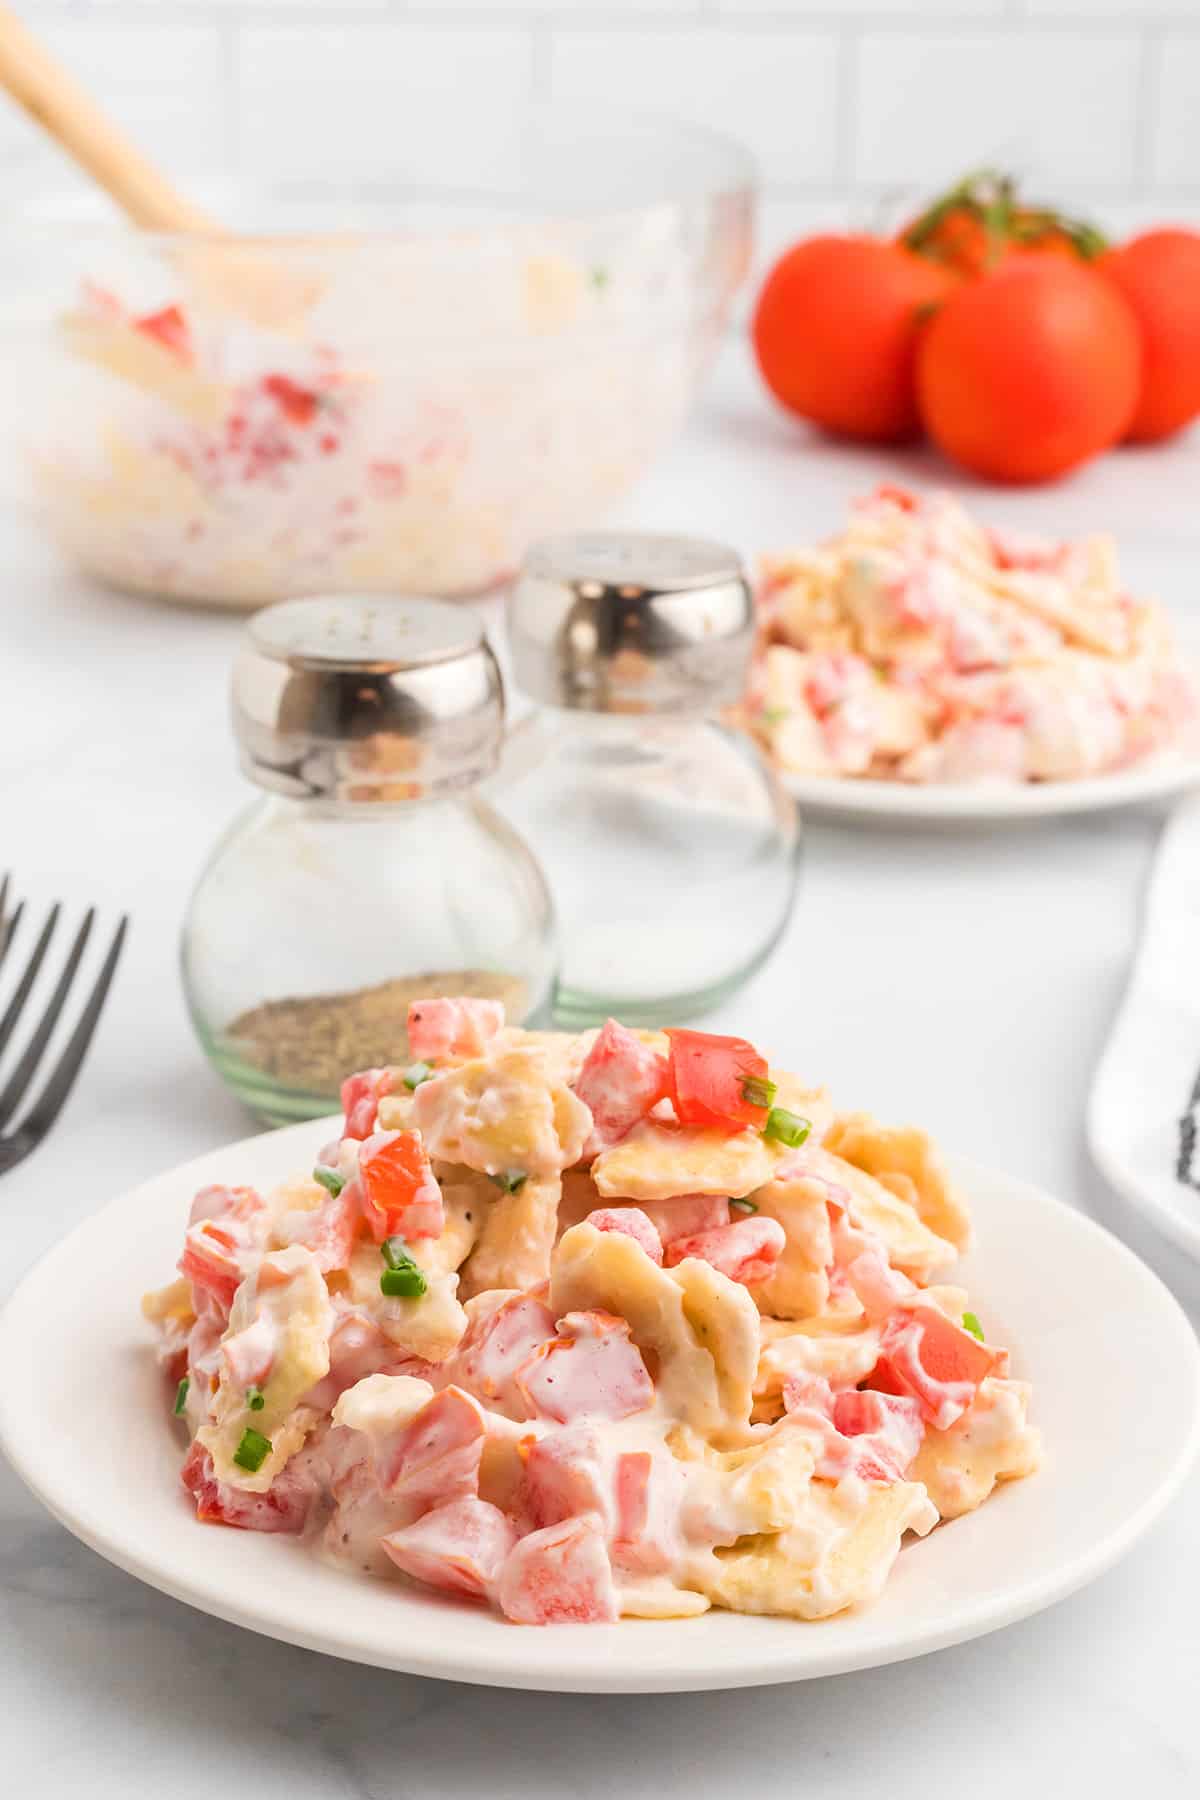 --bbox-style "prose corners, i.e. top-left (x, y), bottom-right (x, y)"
top-left (2, 340), bottom-right (1199, 1799)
